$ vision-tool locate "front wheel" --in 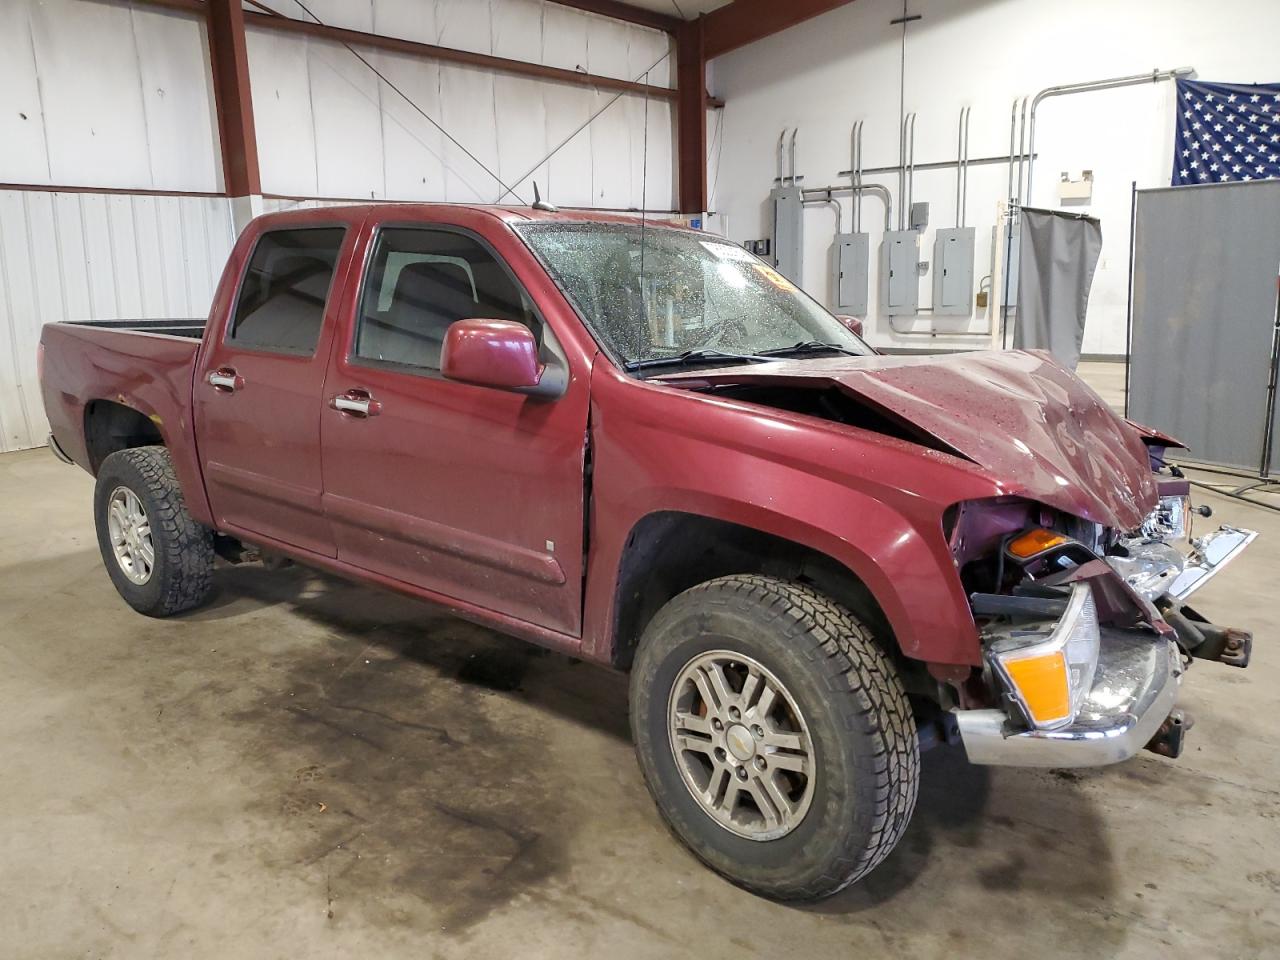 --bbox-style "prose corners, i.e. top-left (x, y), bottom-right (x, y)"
top-left (94, 446), bottom-right (214, 617)
top-left (629, 575), bottom-right (919, 901)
